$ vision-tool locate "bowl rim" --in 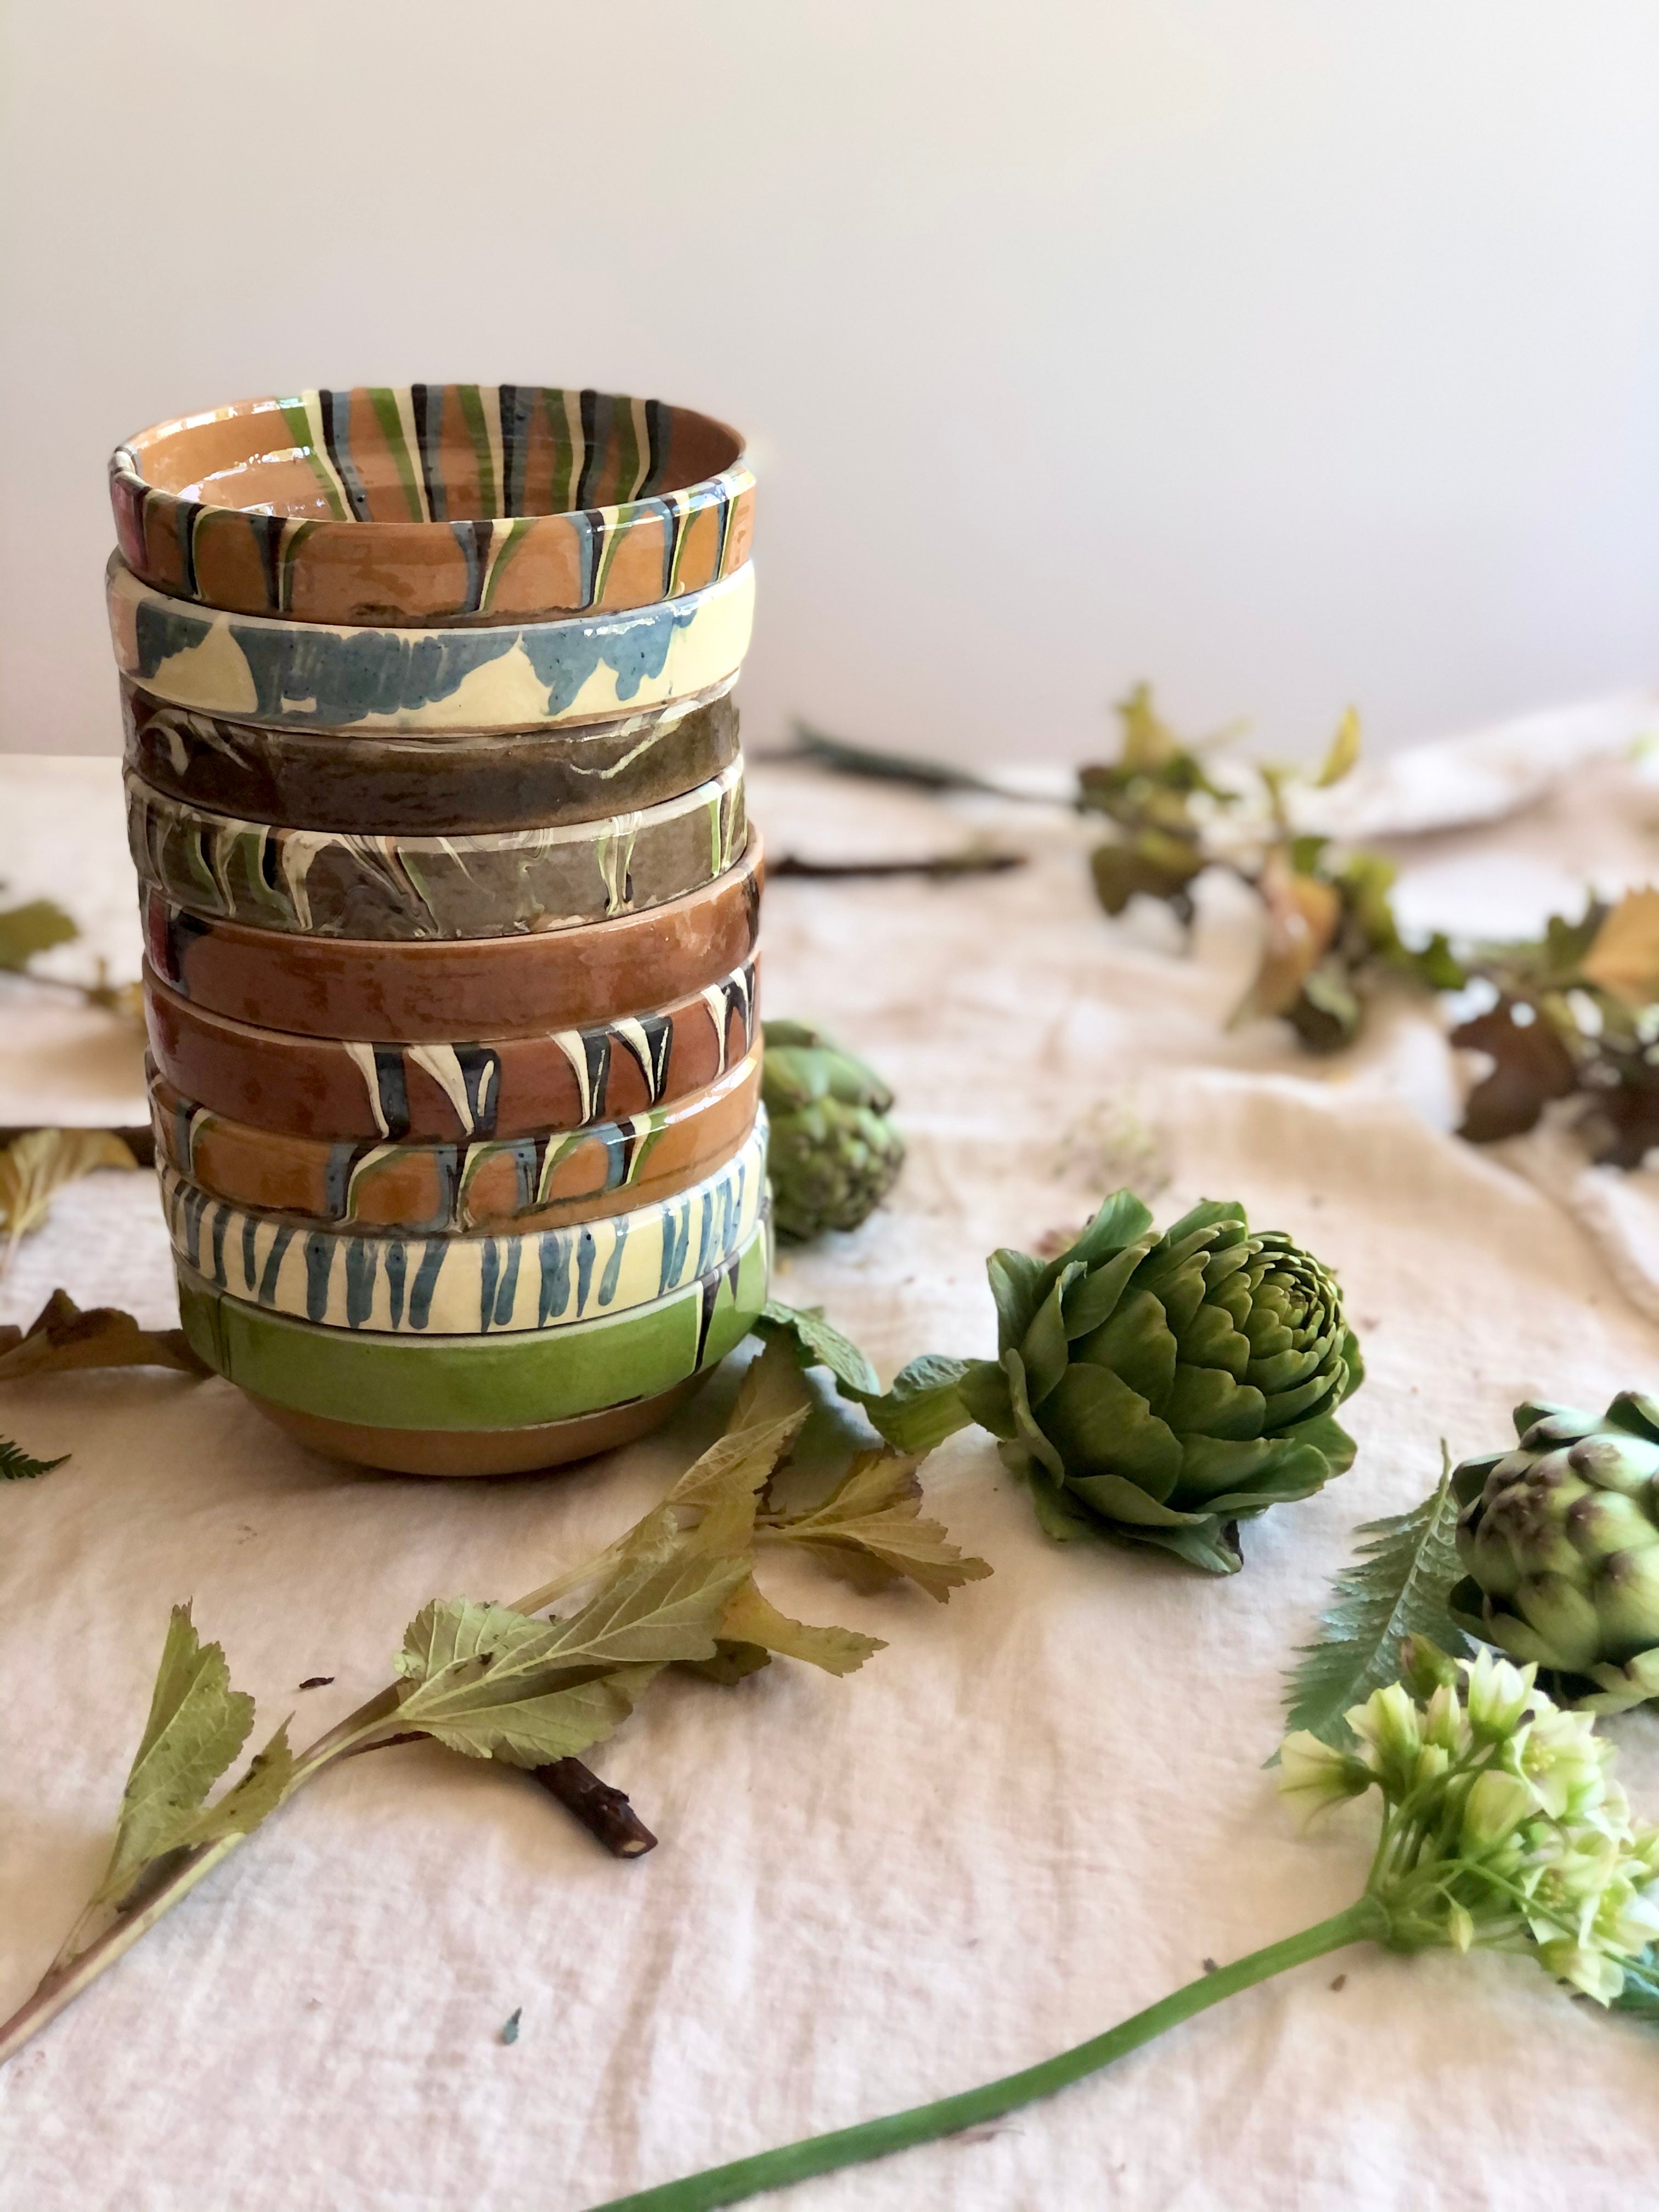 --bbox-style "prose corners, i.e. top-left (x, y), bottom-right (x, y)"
top-left (109, 382), bottom-right (753, 528)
